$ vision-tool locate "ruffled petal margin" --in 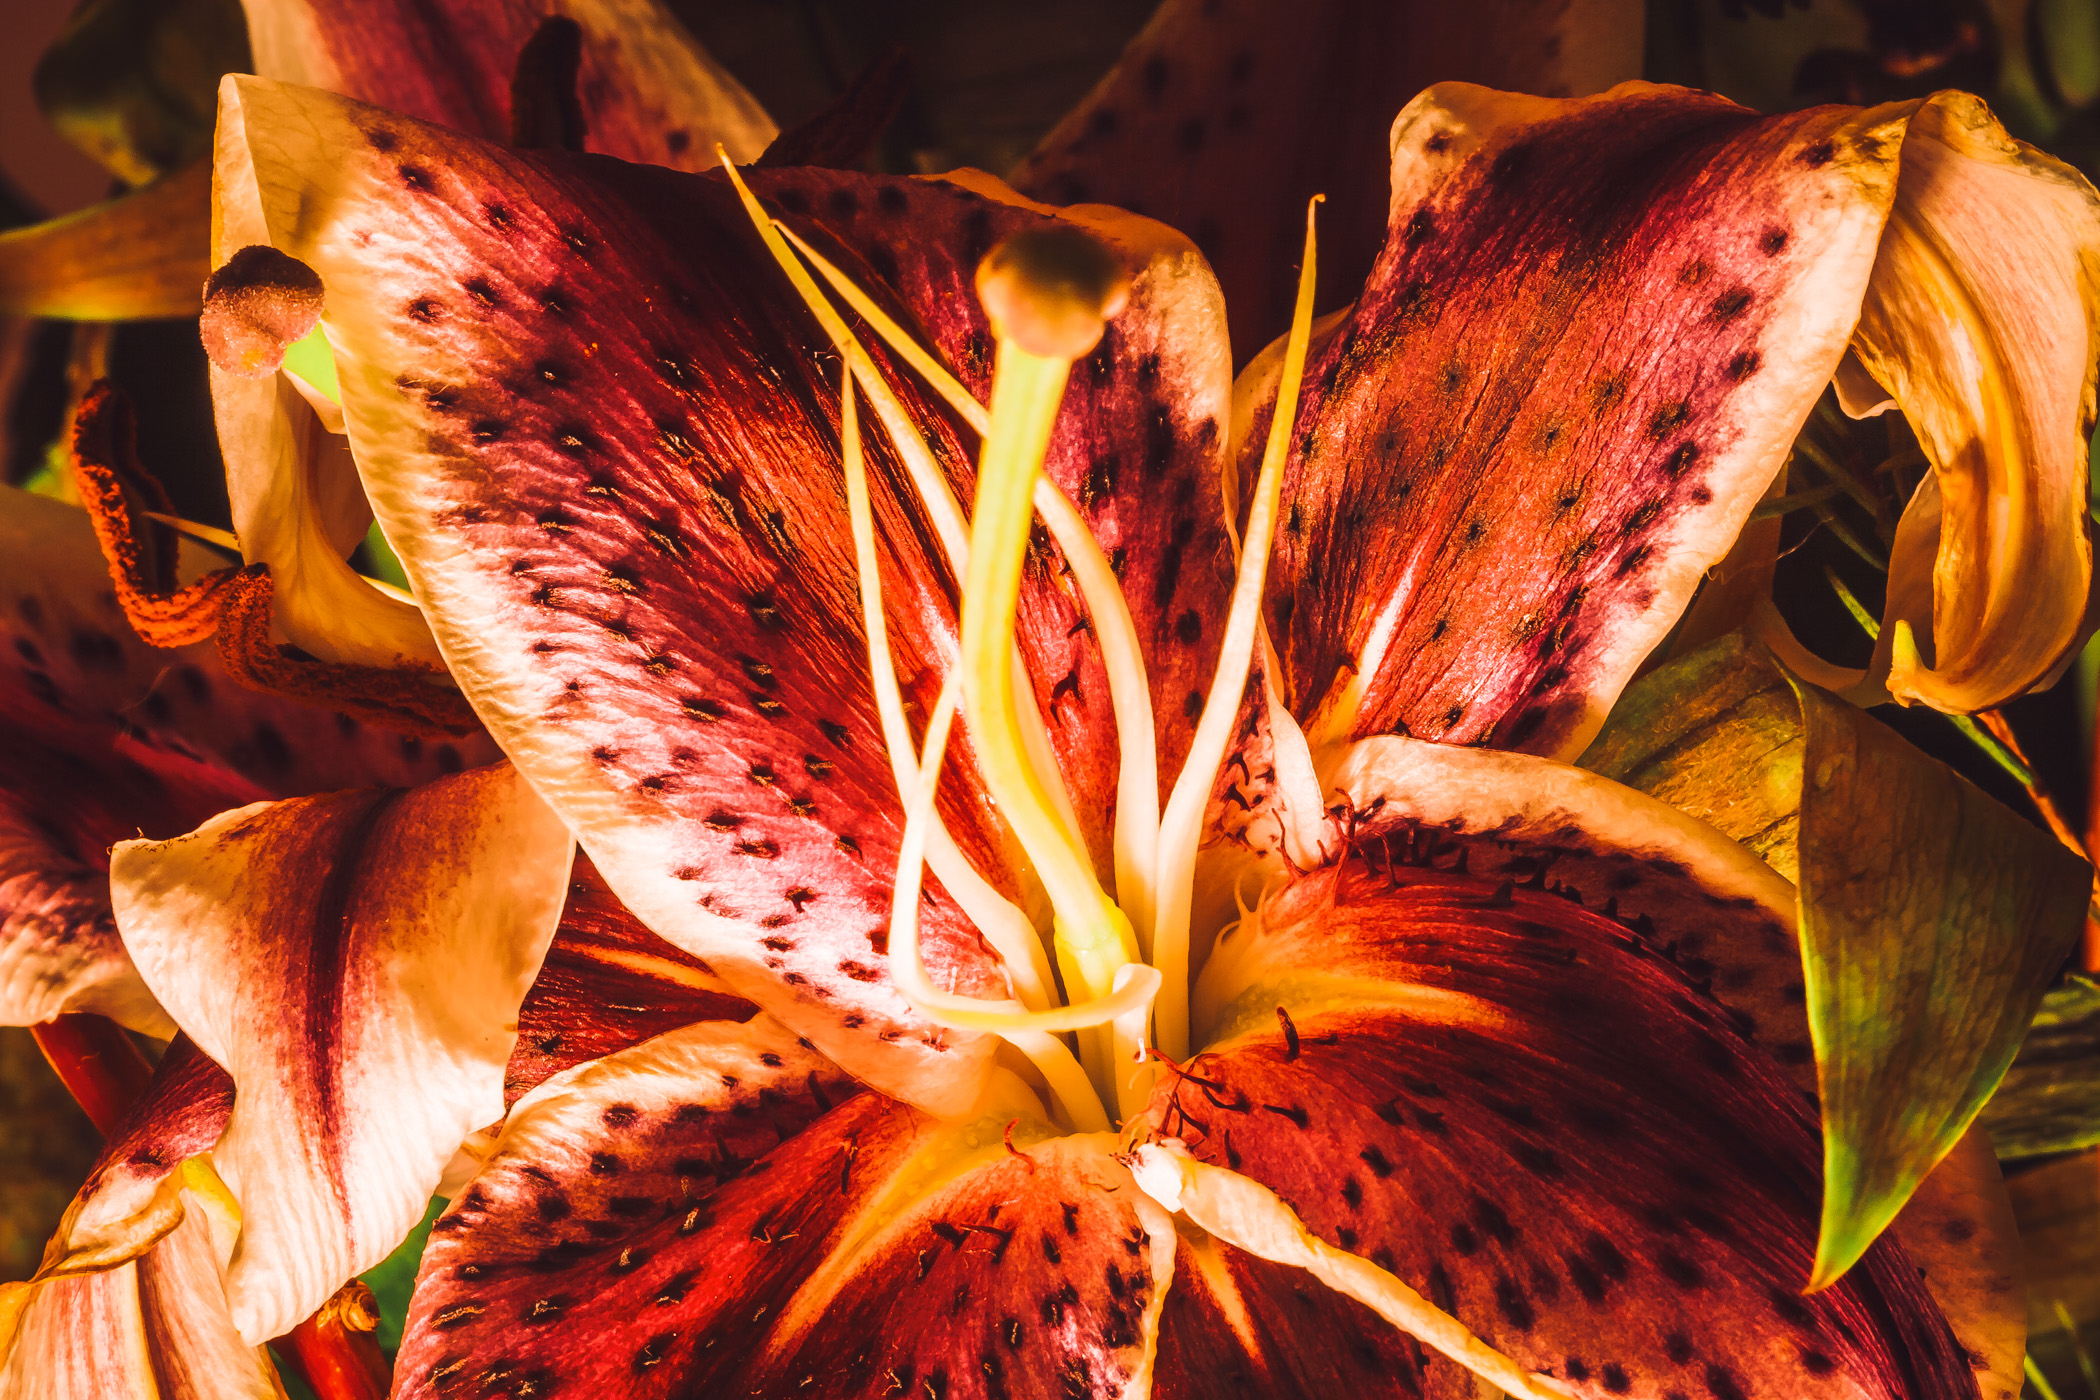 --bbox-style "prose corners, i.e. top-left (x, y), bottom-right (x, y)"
top-left (109, 763), bottom-right (573, 1343)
